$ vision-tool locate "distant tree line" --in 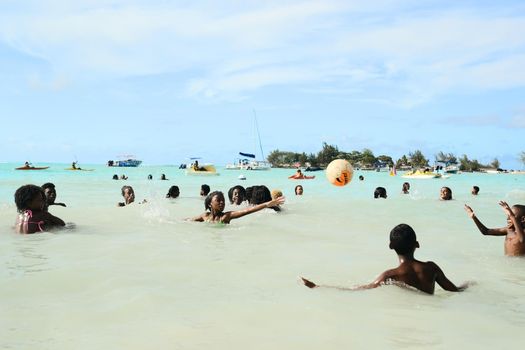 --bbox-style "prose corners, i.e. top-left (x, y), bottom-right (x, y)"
top-left (266, 142), bottom-right (525, 170)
